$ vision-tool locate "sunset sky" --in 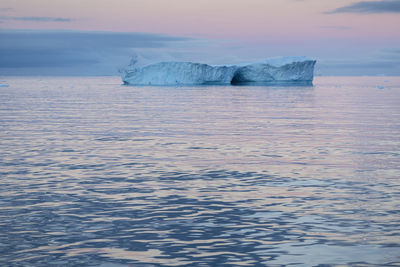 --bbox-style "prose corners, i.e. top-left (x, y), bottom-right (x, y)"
top-left (1, 0), bottom-right (399, 75)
